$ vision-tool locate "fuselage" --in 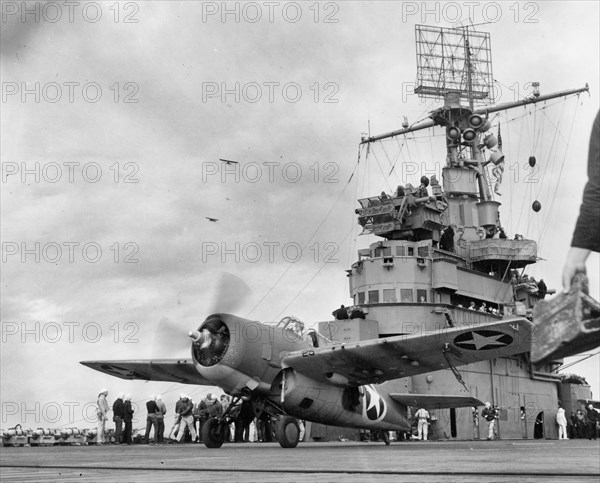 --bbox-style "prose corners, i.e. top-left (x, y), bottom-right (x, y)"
top-left (190, 314), bottom-right (409, 431)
